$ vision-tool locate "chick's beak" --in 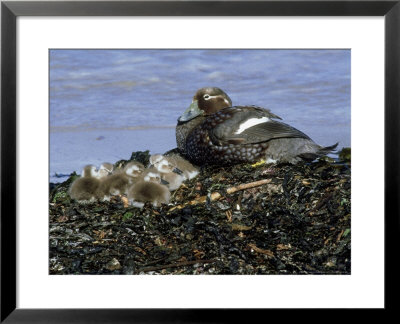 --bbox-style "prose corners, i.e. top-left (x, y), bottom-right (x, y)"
top-left (172, 167), bottom-right (183, 175)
